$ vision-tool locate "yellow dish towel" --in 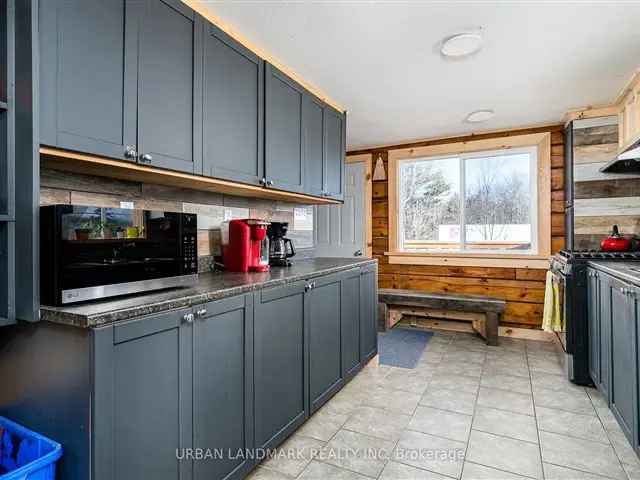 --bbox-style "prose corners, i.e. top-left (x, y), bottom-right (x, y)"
top-left (542, 270), bottom-right (563, 332)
